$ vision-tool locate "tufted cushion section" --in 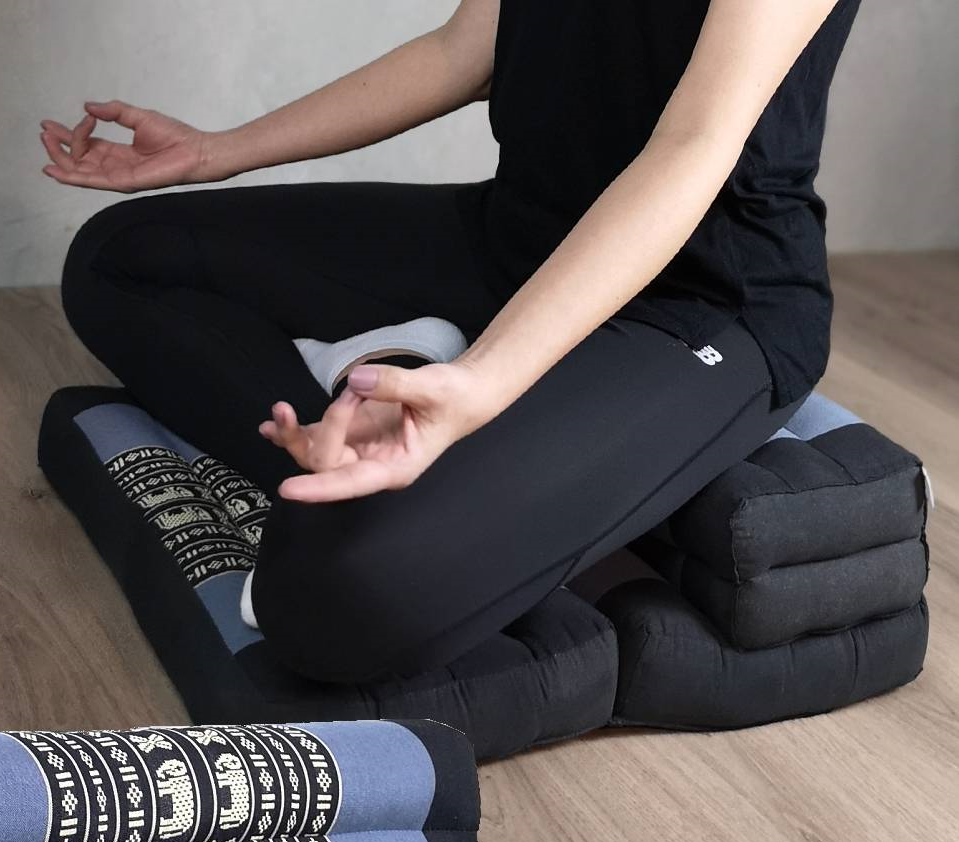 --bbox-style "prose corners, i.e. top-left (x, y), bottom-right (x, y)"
top-left (38, 386), bottom-right (618, 762)
top-left (38, 385), bottom-right (931, 743)
top-left (599, 578), bottom-right (929, 730)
